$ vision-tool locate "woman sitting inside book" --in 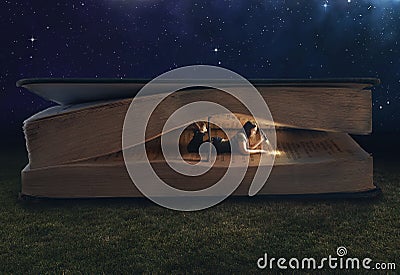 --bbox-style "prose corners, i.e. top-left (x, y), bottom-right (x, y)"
top-left (187, 121), bottom-right (268, 154)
